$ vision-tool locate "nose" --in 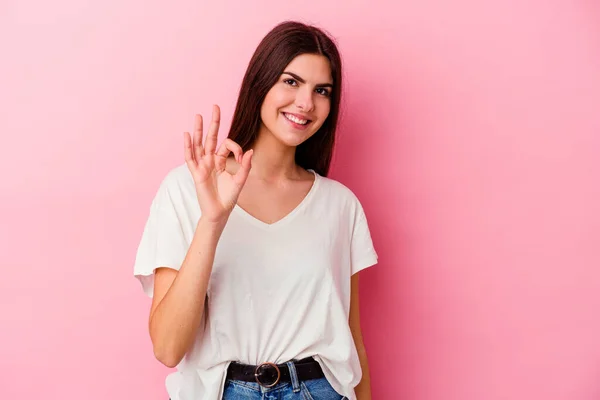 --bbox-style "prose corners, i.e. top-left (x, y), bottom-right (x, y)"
top-left (294, 87), bottom-right (315, 113)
